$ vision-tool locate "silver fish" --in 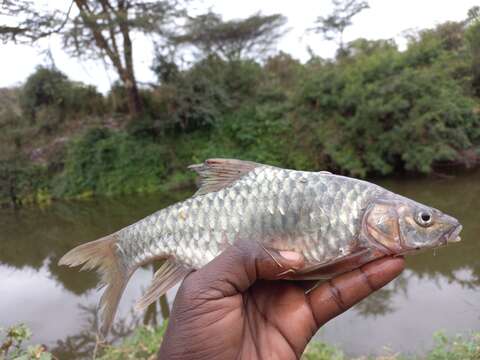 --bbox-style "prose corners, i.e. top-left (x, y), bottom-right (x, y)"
top-left (59, 159), bottom-right (462, 336)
